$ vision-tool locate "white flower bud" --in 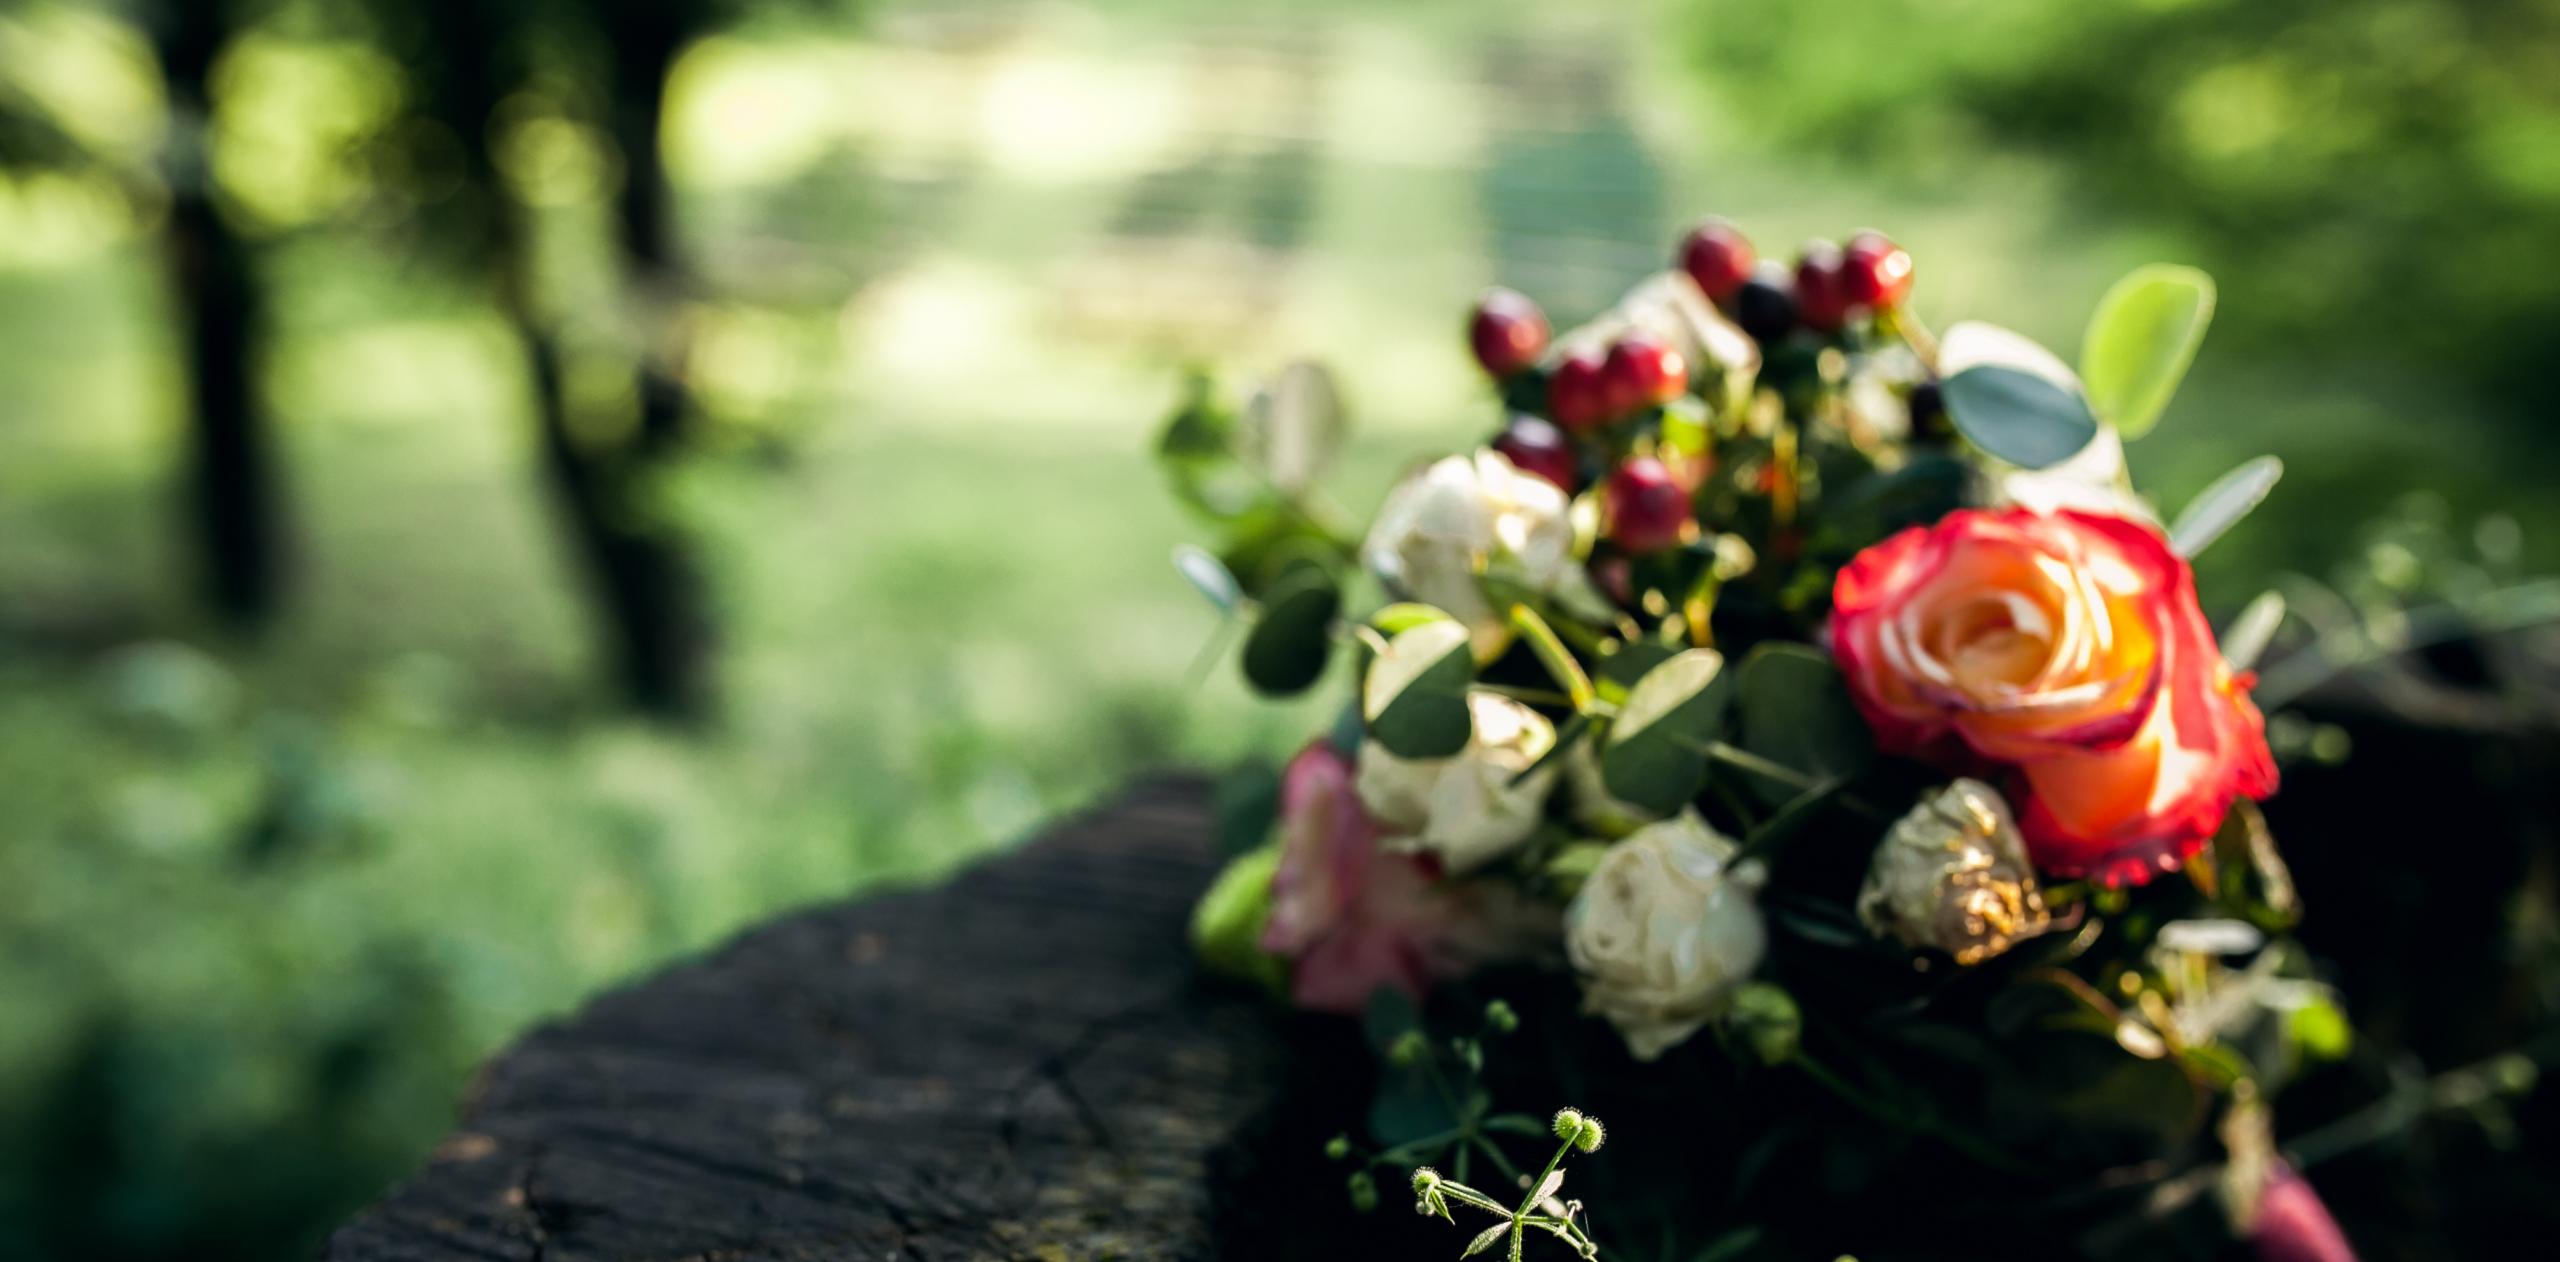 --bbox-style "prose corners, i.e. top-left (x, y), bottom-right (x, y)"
top-left (1362, 450), bottom-right (1601, 660)
top-left (1356, 692), bottom-right (1559, 874)
top-left (1565, 812), bottom-right (1766, 1061)
top-left (1857, 779), bottom-right (2053, 965)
